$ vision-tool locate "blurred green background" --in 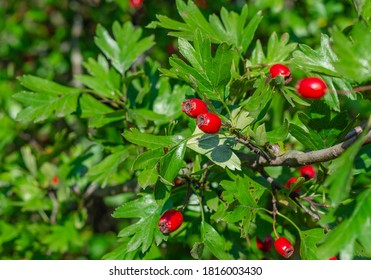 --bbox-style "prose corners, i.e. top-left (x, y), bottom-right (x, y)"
top-left (0, 0), bottom-right (360, 259)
